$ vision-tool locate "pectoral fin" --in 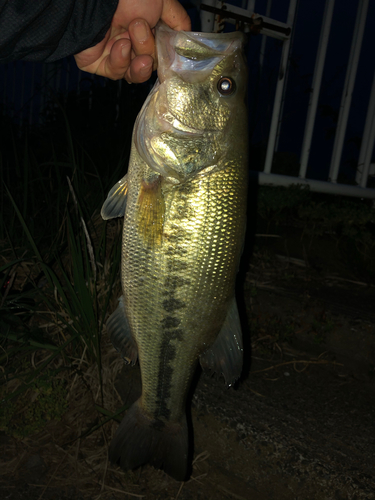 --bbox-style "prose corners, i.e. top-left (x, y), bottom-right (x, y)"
top-left (106, 296), bottom-right (137, 365)
top-left (199, 297), bottom-right (243, 386)
top-left (101, 174), bottom-right (128, 220)
top-left (137, 176), bottom-right (165, 247)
